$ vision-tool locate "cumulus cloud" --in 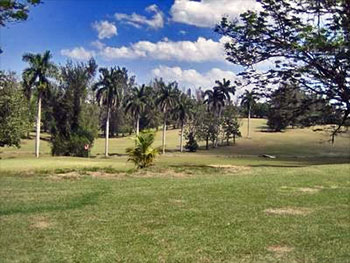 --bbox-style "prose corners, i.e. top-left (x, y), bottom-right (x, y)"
top-left (60, 47), bottom-right (95, 60)
top-left (99, 36), bottom-right (230, 62)
top-left (115, 4), bottom-right (164, 29)
top-left (92, 20), bottom-right (117, 39)
top-left (151, 65), bottom-right (238, 91)
top-left (170, 0), bottom-right (260, 28)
